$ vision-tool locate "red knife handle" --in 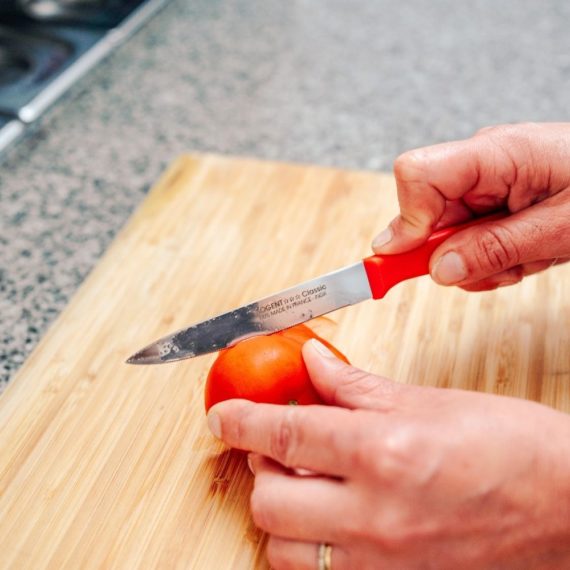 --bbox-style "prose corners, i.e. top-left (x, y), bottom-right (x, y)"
top-left (363, 212), bottom-right (508, 299)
